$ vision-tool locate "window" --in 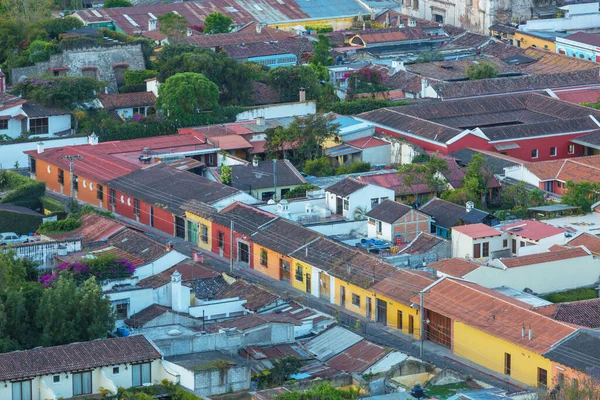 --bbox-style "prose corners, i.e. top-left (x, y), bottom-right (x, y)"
top-left (371, 198), bottom-right (379, 208)
top-left (550, 146), bottom-right (557, 157)
top-left (413, 0), bottom-right (418, 9)
top-left (377, 220), bottom-right (383, 233)
top-left (134, 198), bottom-right (140, 216)
top-left (408, 315), bottom-right (414, 334)
top-left (52, 375), bottom-right (60, 384)
top-left (58, 169), bottom-right (64, 185)
top-left (208, 154), bottom-right (214, 165)
top-left (504, 353), bottom-right (511, 375)
top-left (132, 107), bottom-right (145, 116)
top-left (520, 241), bottom-right (525, 247)
top-left (343, 198), bottom-right (349, 211)
top-left (473, 243), bottom-right (481, 258)
top-left (537, 367), bottom-right (548, 388)
top-left (531, 149), bottom-right (538, 159)
top-left (261, 191), bottom-right (275, 201)
top-left (109, 189), bottom-right (116, 206)
top-left (503, 239), bottom-right (508, 248)
top-left (352, 294), bottom-right (361, 307)
top-left (132, 363), bottom-right (151, 387)
top-left (29, 157), bottom-right (36, 173)
top-left (73, 174), bottom-right (78, 192)
top-left (115, 302), bottom-right (128, 319)
top-left (434, 14), bottom-right (443, 23)
top-left (30, 117), bottom-right (49, 134)
top-left (482, 242), bottom-right (489, 258)
top-left (113, 367), bottom-right (120, 375)
top-left (0, 119), bottom-right (8, 130)
top-left (568, 144), bottom-right (575, 154)
top-left (260, 248), bottom-right (268, 266)
top-left (397, 310), bottom-right (403, 330)
top-left (97, 184), bottom-right (103, 200)
top-left (12, 380), bottom-right (32, 400)
top-left (295, 264), bottom-right (304, 281)
top-left (73, 371), bottom-right (92, 395)
top-left (218, 231), bottom-right (225, 249)
top-left (201, 224), bottom-right (209, 243)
